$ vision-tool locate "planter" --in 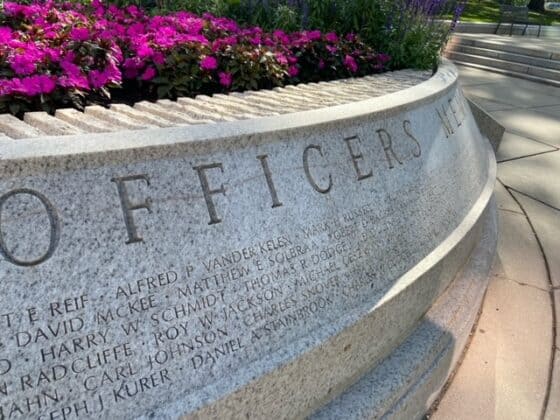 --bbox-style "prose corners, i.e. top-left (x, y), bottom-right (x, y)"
top-left (0, 59), bottom-right (498, 419)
